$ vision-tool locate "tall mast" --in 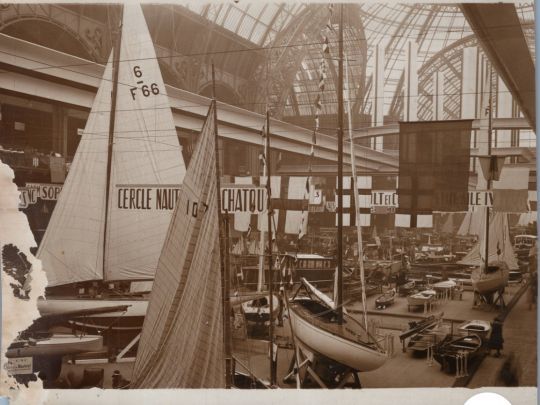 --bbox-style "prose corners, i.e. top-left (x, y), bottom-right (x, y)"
top-left (336, 4), bottom-right (344, 325)
top-left (102, 5), bottom-right (123, 276)
top-left (265, 109), bottom-right (276, 386)
top-left (484, 65), bottom-right (493, 273)
top-left (345, 55), bottom-right (368, 334)
top-left (211, 65), bottom-right (232, 388)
